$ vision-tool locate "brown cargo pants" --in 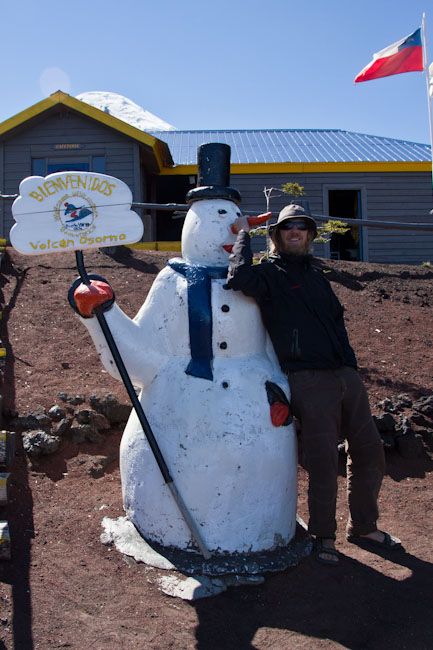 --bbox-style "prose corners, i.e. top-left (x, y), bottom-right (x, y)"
top-left (288, 366), bottom-right (386, 540)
